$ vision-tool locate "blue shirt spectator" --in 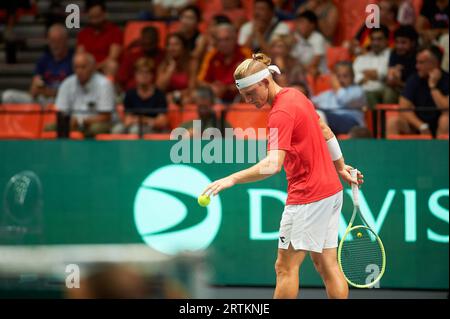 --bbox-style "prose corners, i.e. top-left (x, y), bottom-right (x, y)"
top-left (1, 24), bottom-right (73, 106)
top-left (35, 48), bottom-right (74, 90)
top-left (311, 61), bottom-right (367, 135)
